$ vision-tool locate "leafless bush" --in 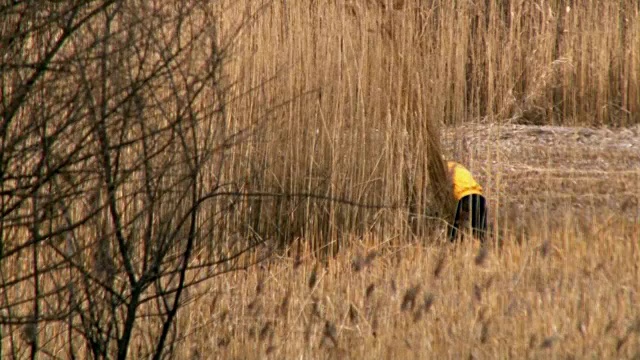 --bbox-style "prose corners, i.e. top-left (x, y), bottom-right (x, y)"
top-left (0, 1), bottom-right (263, 358)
